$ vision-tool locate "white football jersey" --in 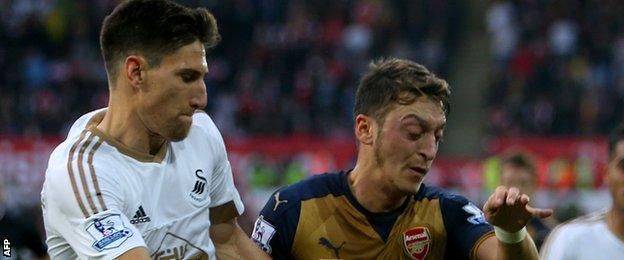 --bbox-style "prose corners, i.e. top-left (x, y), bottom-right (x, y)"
top-left (540, 211), bottom-right (624, 260)
top-left (41, 108), bottom-right (244, 259)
